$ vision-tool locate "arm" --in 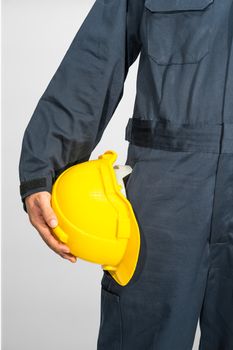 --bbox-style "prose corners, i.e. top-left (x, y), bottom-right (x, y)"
top-left (19, 0), bottom-right (145, 213)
